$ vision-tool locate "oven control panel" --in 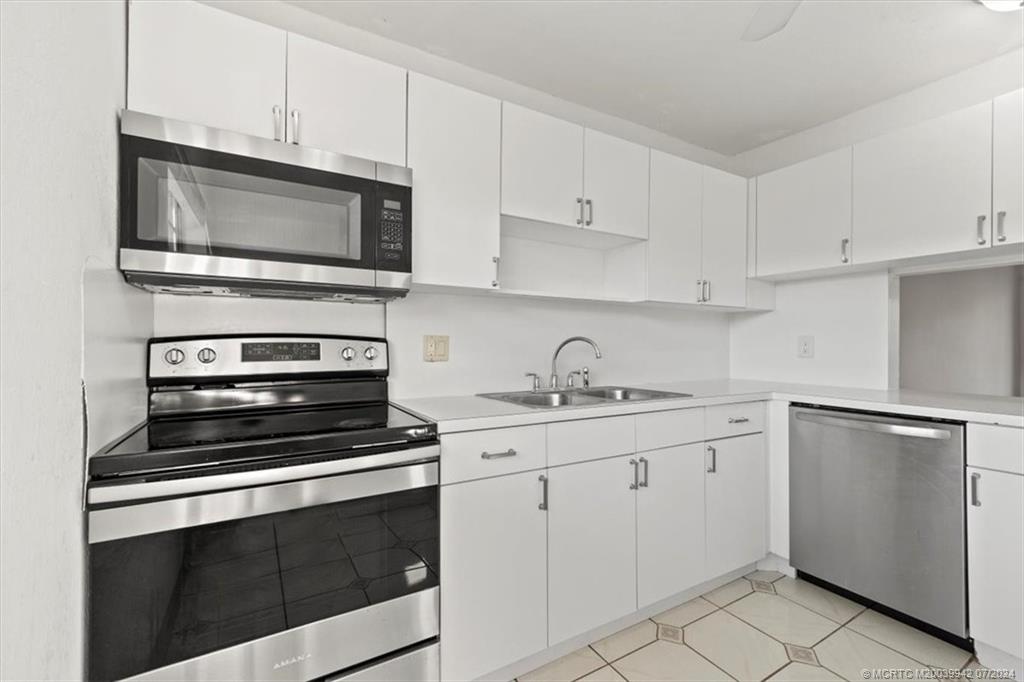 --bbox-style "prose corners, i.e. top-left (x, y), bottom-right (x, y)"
top-left (149, 335), bottom-right (388, 381)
